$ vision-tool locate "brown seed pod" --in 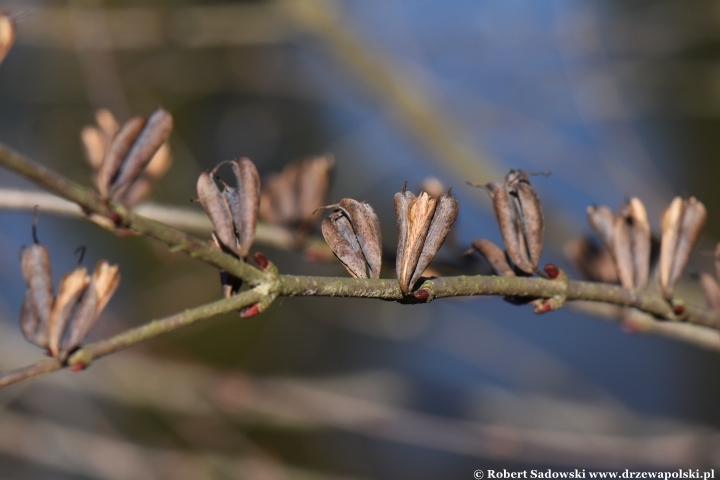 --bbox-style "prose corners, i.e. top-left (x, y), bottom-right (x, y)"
top-left (699, 273), bottom-right (720, 311)
top-left (587, 205), bottom-right (615, 251)
top-left (321, 198), bottom-right (382, 278)
top-left (470, 170), bottom-right (544, 274)
top-left (259, 155), bottom-right (334, 230)
top-left (20, 215), bottom-right (55, 348)
top-left (506, 170), bottom-right (544, 271)
top-left (395, 187), bottom-right (458, 294)
top-left (48, 268), bottom-right (91, 359)
top-left (197, 158), bottom-right (261, 261)
top-left (628, 198), bottom-right (651, 290)
top-left (0, 14), bottom-right (14, 66)
top-left (94, 108), bottom-right (173, 205)
top-left (659, 196), bottom-right (707, 300)
top-left (471, 238), bottom-right (515, 277)
top-left (563, 237), bottom-right (618, 284)
top-left (64, 261), bottom-right (120, 354)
